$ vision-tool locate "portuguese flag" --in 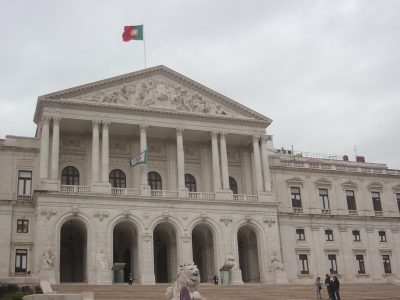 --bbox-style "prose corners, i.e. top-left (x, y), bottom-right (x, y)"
top-left (122, 25), bottom-right (144, 42)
